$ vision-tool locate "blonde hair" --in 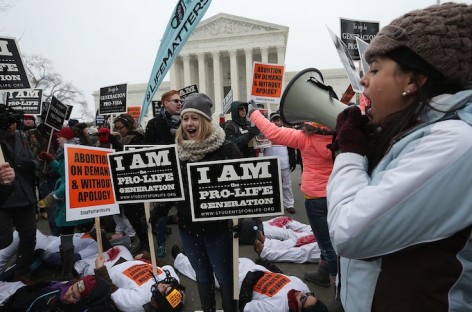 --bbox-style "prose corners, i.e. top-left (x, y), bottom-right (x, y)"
top-left (175, 113), bottom-right (213, 144)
